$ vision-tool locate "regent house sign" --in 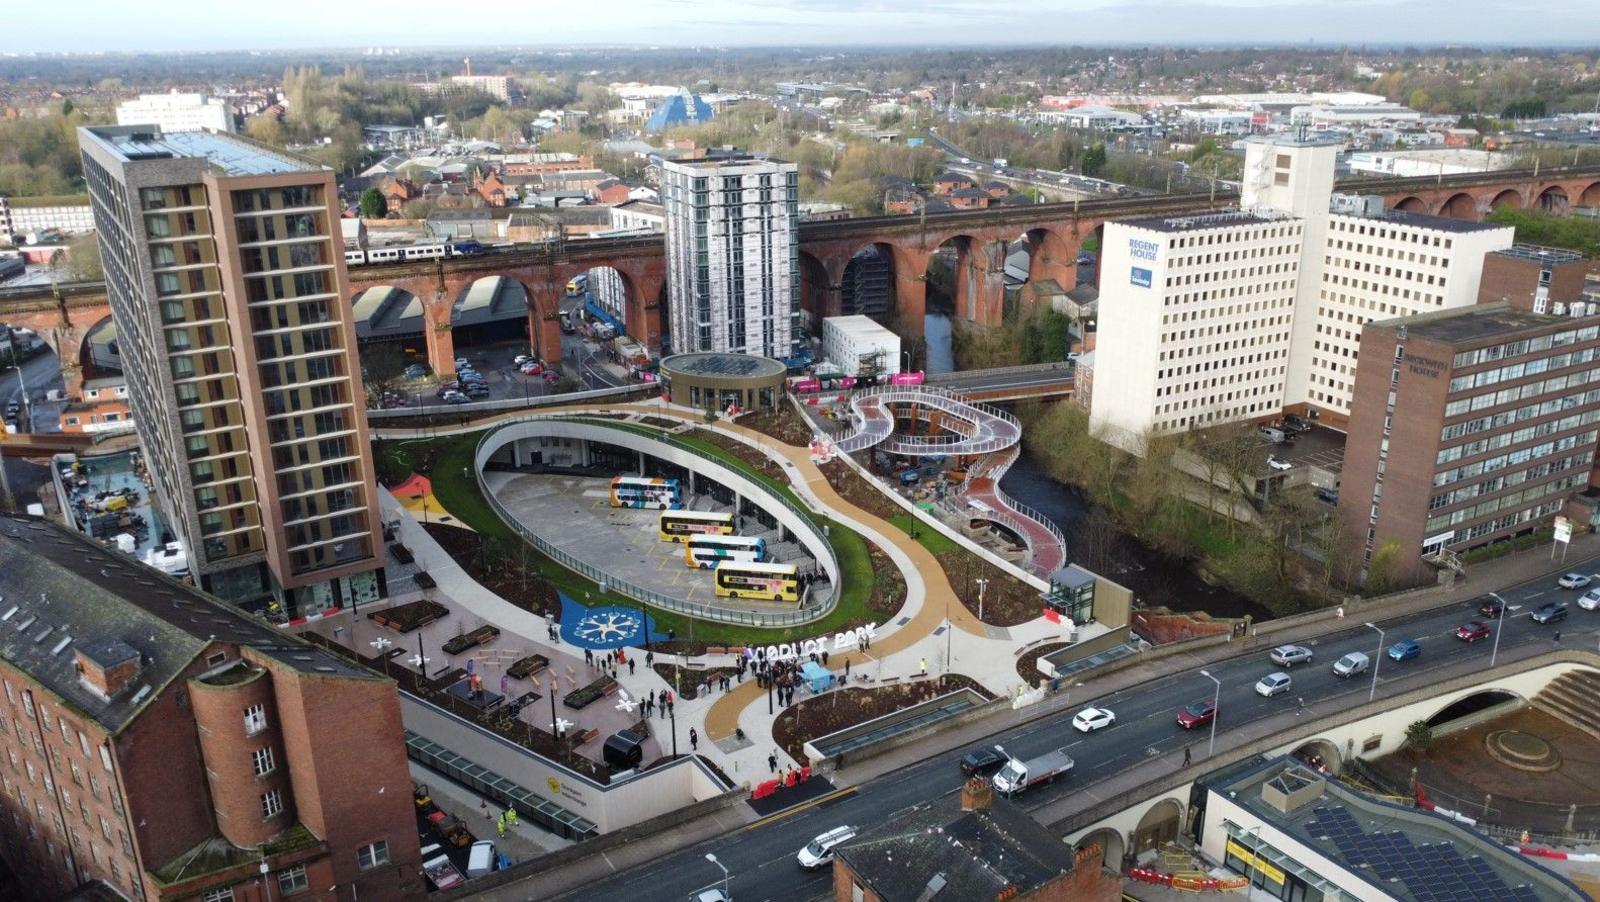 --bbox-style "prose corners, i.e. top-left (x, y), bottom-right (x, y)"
top-left (756, 623), bottom-right (878, 663)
